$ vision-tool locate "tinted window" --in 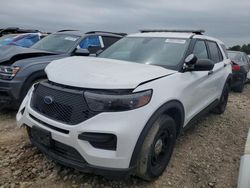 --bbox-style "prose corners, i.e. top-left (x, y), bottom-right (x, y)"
top-left (99, 37), bottom-right (190, 70)
top-left (79, 36), bottom-right (101, 49)
top-left (207, 41), bottom-right (222, 63)
top-left (0, 34), bottom-right (18, 46)
top-left (193, 40), bottom-right (208, 59)
top-left (102, 36), bottom-right (120, 49)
